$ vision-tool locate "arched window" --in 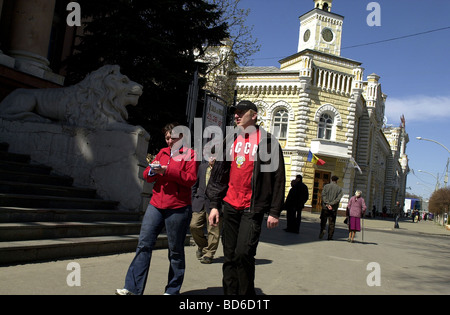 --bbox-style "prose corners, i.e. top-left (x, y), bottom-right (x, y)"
top-left (318, 113), bottom-right (333, 140)
top-left (273, 109), bottom-right (289, 140)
